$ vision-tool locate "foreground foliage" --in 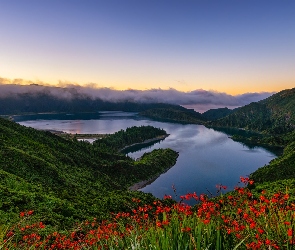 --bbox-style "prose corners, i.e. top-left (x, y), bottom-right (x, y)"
top-left (2, 178), bottom-right (295, 249)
